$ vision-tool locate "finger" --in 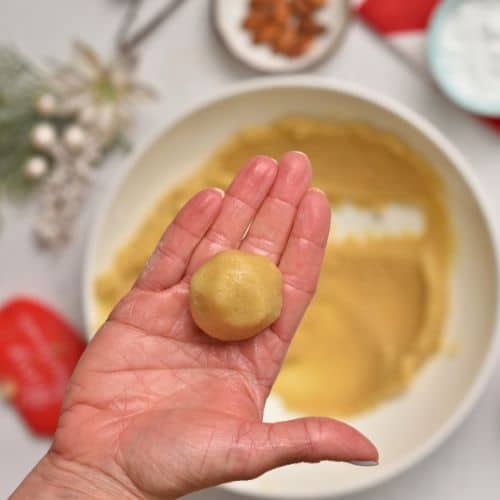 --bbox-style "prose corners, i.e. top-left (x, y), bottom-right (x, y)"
top-left (240, 151), bottom-right (312, 263)
top-left (274, 189), bottom-right (331, 340)
top-left (230, 417), bottom-right (378, 481)
top-left (135, 188), bottom-right (224, 291)
top-left (186, 155), bottom-right (278, 275)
